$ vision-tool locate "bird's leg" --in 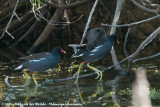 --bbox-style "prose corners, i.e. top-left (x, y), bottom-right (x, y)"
top-left (87, 63), bottom-right (100, 79)
top-left (73, 62), bottom-right (85, 84)
top-left (22, 69), bottom-right (31, 79)
top-left (87, 63), bottom-right (103, 80)
top-left (58, 64), bottom-right (61, 72)
top-left (32, 72), bottom-right (38, 86)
